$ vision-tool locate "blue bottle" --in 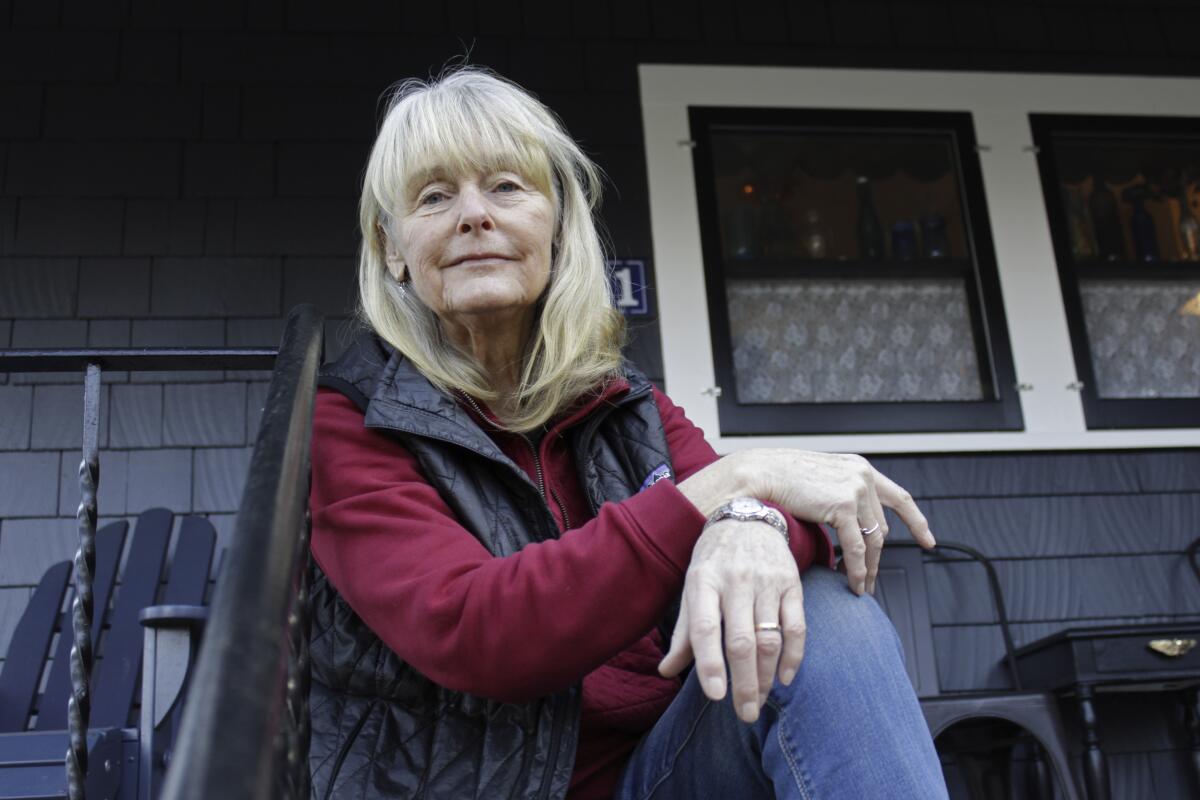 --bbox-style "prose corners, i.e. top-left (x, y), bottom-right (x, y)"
top-left (891, 220), bottom-right (918, 261)
top-left (919, 213), bottom-right (948, 258)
